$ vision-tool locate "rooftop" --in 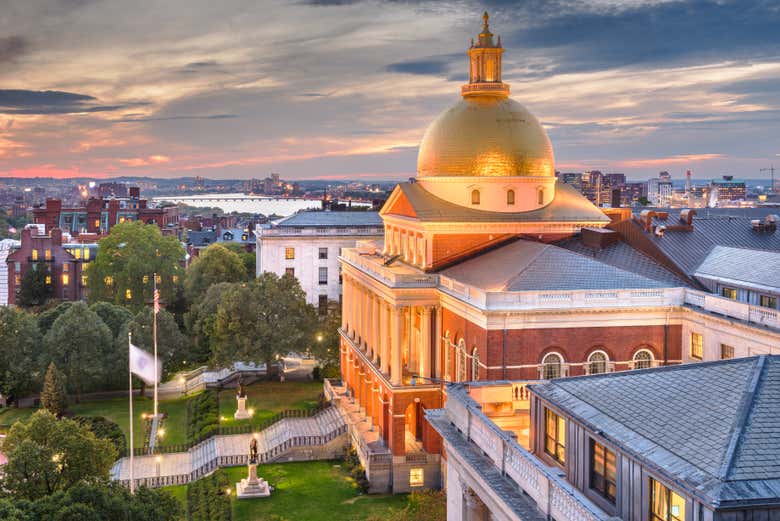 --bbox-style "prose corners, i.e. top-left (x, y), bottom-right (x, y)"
top-left (695, 245), bottom-right (780, 291)
top-left (531, 356), bottom-right (780, 508)
top-left (274, 211), bottom-right (382, 228)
